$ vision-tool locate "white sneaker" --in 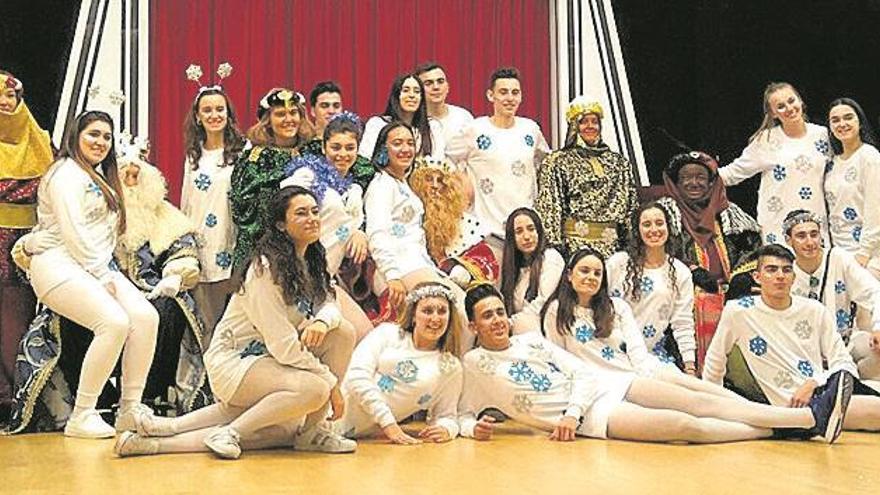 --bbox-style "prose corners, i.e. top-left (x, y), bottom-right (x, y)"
top-left (293, 422), bottom-right (357, 453)
top-left (115, 403), bottom-right (157, 433)
top-left (64, 409), bottom-right (116, 439)
top-left (203, 426), bottom-right (241, 459)
top-left (114, 431), bottom-right (160, 457)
